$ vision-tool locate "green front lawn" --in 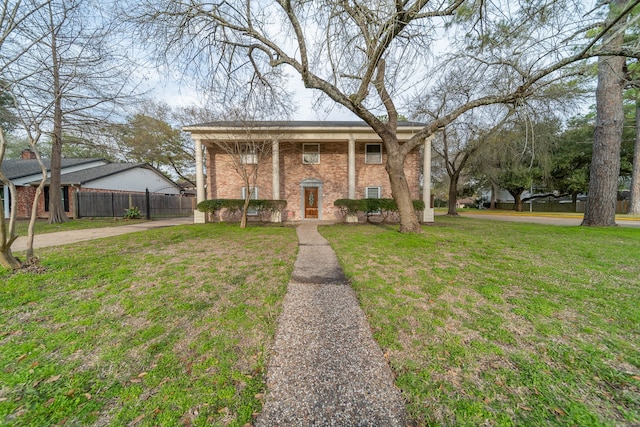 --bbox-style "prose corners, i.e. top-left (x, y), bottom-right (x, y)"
top-left (2, 217), bottom-right (638, 426)
top-left (321, 218), bottom-right (640, 426)
top-left (0, 223), bottom-right (298, 426)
